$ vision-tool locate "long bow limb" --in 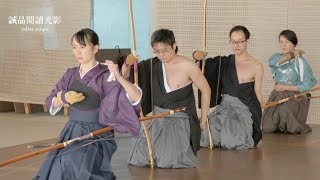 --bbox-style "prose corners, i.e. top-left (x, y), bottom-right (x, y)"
top-left (262, 86), bottom-right (320, 109)
top-left (140, 107), bottom-right (186, 122)
top-left (202, 0), bottom-right (207, 72)
top-left (201, 0), bottom-right (213, 150)
top-left (128, 0), bottom-right (154, 168)
top-left (294, 95), bottom-right (320, 102)
top-left (0, 108), bottom-right (186, 168)
top-left (0, 126), bottom-right (113, 168)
